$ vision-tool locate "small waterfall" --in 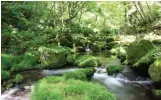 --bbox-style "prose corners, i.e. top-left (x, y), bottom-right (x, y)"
top-left (92, 67), bottom-right (154, 100)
